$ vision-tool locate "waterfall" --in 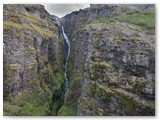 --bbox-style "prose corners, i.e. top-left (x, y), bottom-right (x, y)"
top-left (55, 17), bottom-right (70, 94)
